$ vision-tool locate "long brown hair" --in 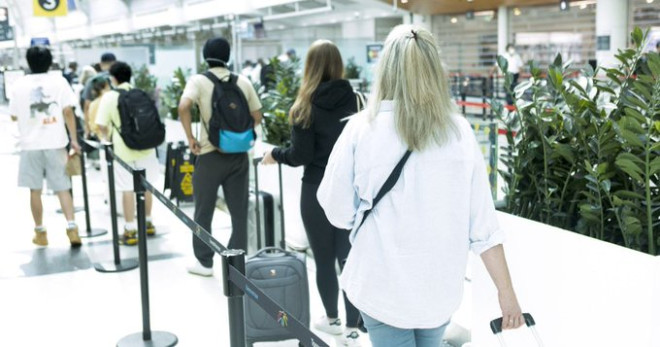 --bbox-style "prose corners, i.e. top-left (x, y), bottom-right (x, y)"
top-left (290, 40), bottom-right (344, 128)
